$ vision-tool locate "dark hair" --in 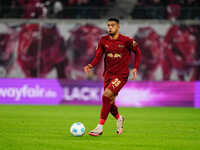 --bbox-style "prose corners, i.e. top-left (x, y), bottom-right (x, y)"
top-left (108, 18), bottom-right (119, 24)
